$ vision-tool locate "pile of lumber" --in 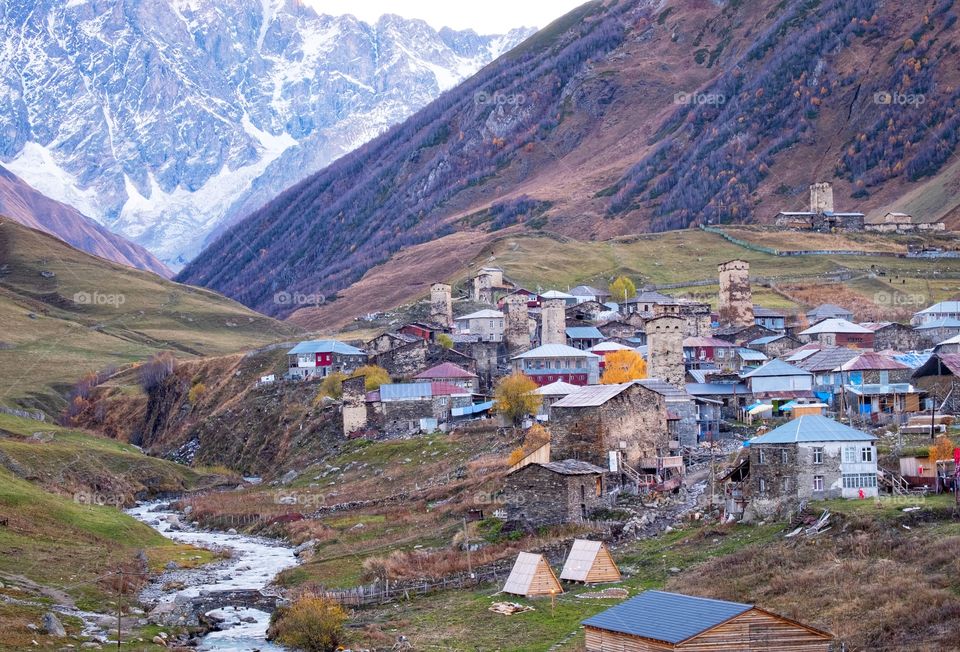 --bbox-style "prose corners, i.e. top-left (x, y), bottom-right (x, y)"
top-left (785, 509), bottom-right (832, 539)
top-left (489, 601), bottom-right (535, 615)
